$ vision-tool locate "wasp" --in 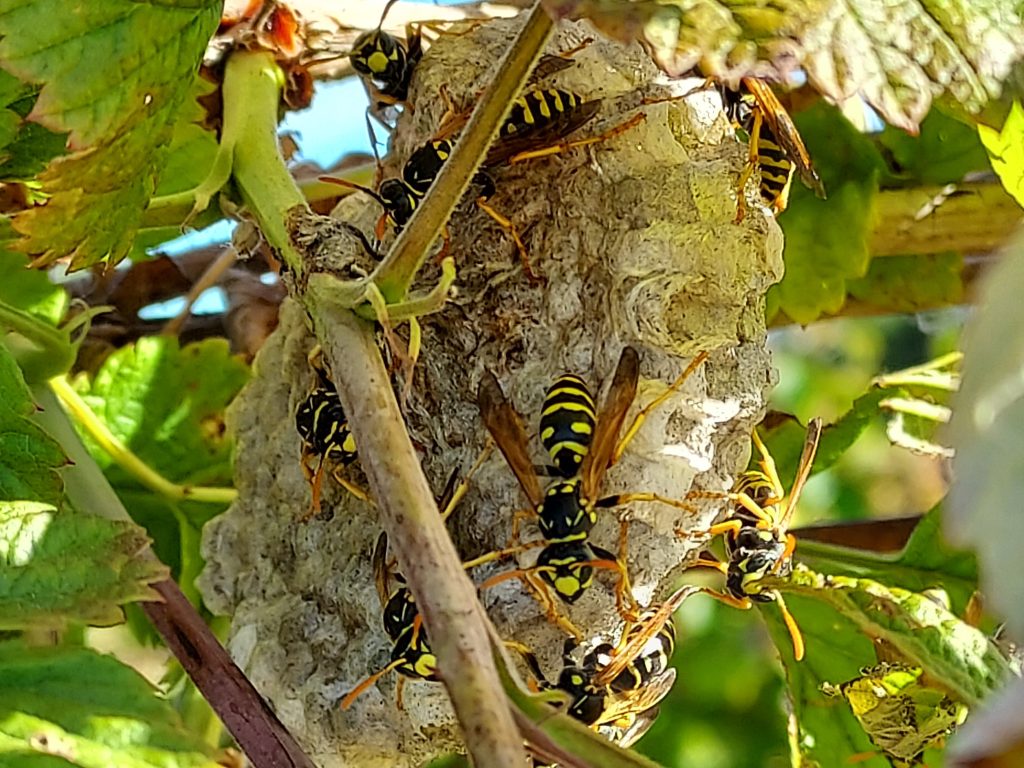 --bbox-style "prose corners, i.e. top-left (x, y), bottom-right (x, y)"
top-left (339, 465), bottom-right (483, 709)
top-left (694, 417), bottom-right (822, 661)
top-left (349, 0), bottom-right (423, 111)
top-left (340, 530), bottom-right (438, 710)
top-left (722, 78), bottom-right (826, 221)
top-left (477, 348), bottom-right (707, 632)
top-left (295, 346), bottom-right (365, 515)
top-left (517, 589), bottom-right (698, 751)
